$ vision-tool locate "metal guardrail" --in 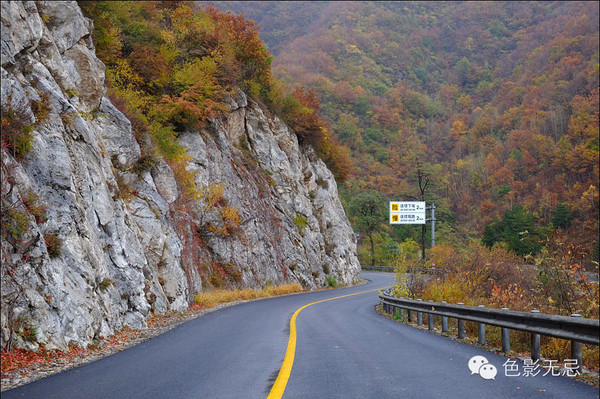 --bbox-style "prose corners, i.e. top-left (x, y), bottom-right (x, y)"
top-left (361, 265), bottom-right (446, 275)
top-left (379, 288), bottom-right (600, 371)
